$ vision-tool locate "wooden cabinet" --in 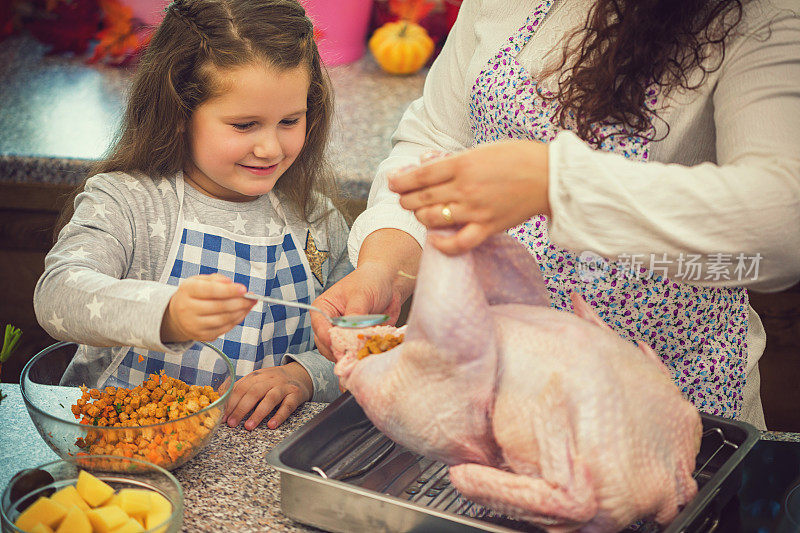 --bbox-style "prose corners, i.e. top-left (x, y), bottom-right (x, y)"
top-left (0, 182), bottom-right (75, 384)
top-left (750, 284), bottom-right (800, 431)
